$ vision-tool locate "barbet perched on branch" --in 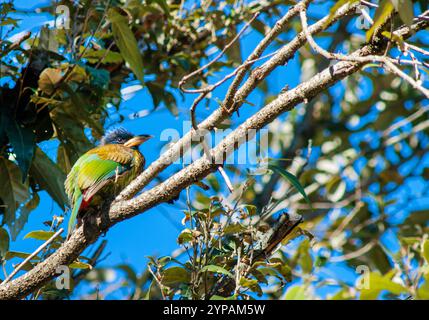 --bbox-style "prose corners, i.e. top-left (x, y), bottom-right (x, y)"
top-left (64, 128), bottom-right (152, 236)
